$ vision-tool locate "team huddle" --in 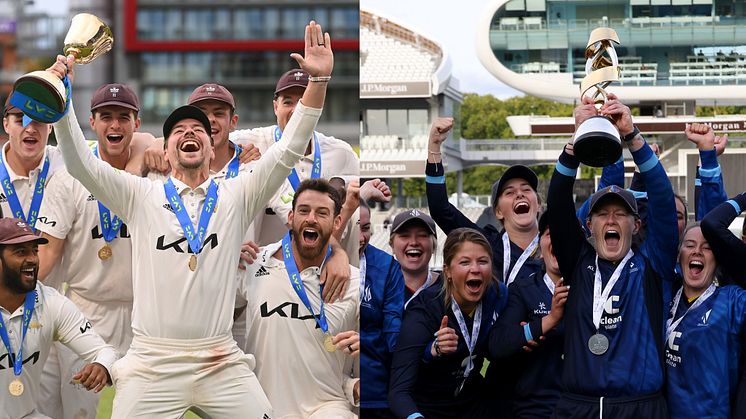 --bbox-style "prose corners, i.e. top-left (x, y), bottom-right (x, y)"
top-left (0, 21), bottom-right (362, 419)
top-left (360, 94), bottom-right (746, 419)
